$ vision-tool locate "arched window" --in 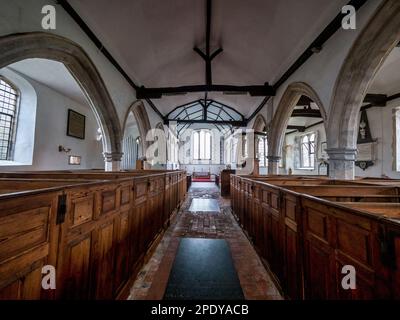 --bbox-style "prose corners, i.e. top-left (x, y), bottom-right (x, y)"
top-left (192, 129), bottom-right (211, 160)
top-left (257, 136), bottom-right (268, 167)
top-left (300, 133), bottom-right (316, 168)
top-left (0, 77), bottom-right (19, 160)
